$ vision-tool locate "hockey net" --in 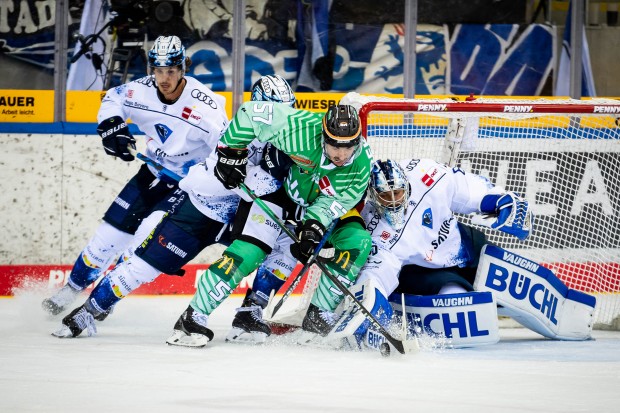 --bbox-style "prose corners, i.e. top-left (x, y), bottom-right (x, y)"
top-left (347, 93), bottom-right (620, 329)
top-left (266, 93), bottom-right (620, 330)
